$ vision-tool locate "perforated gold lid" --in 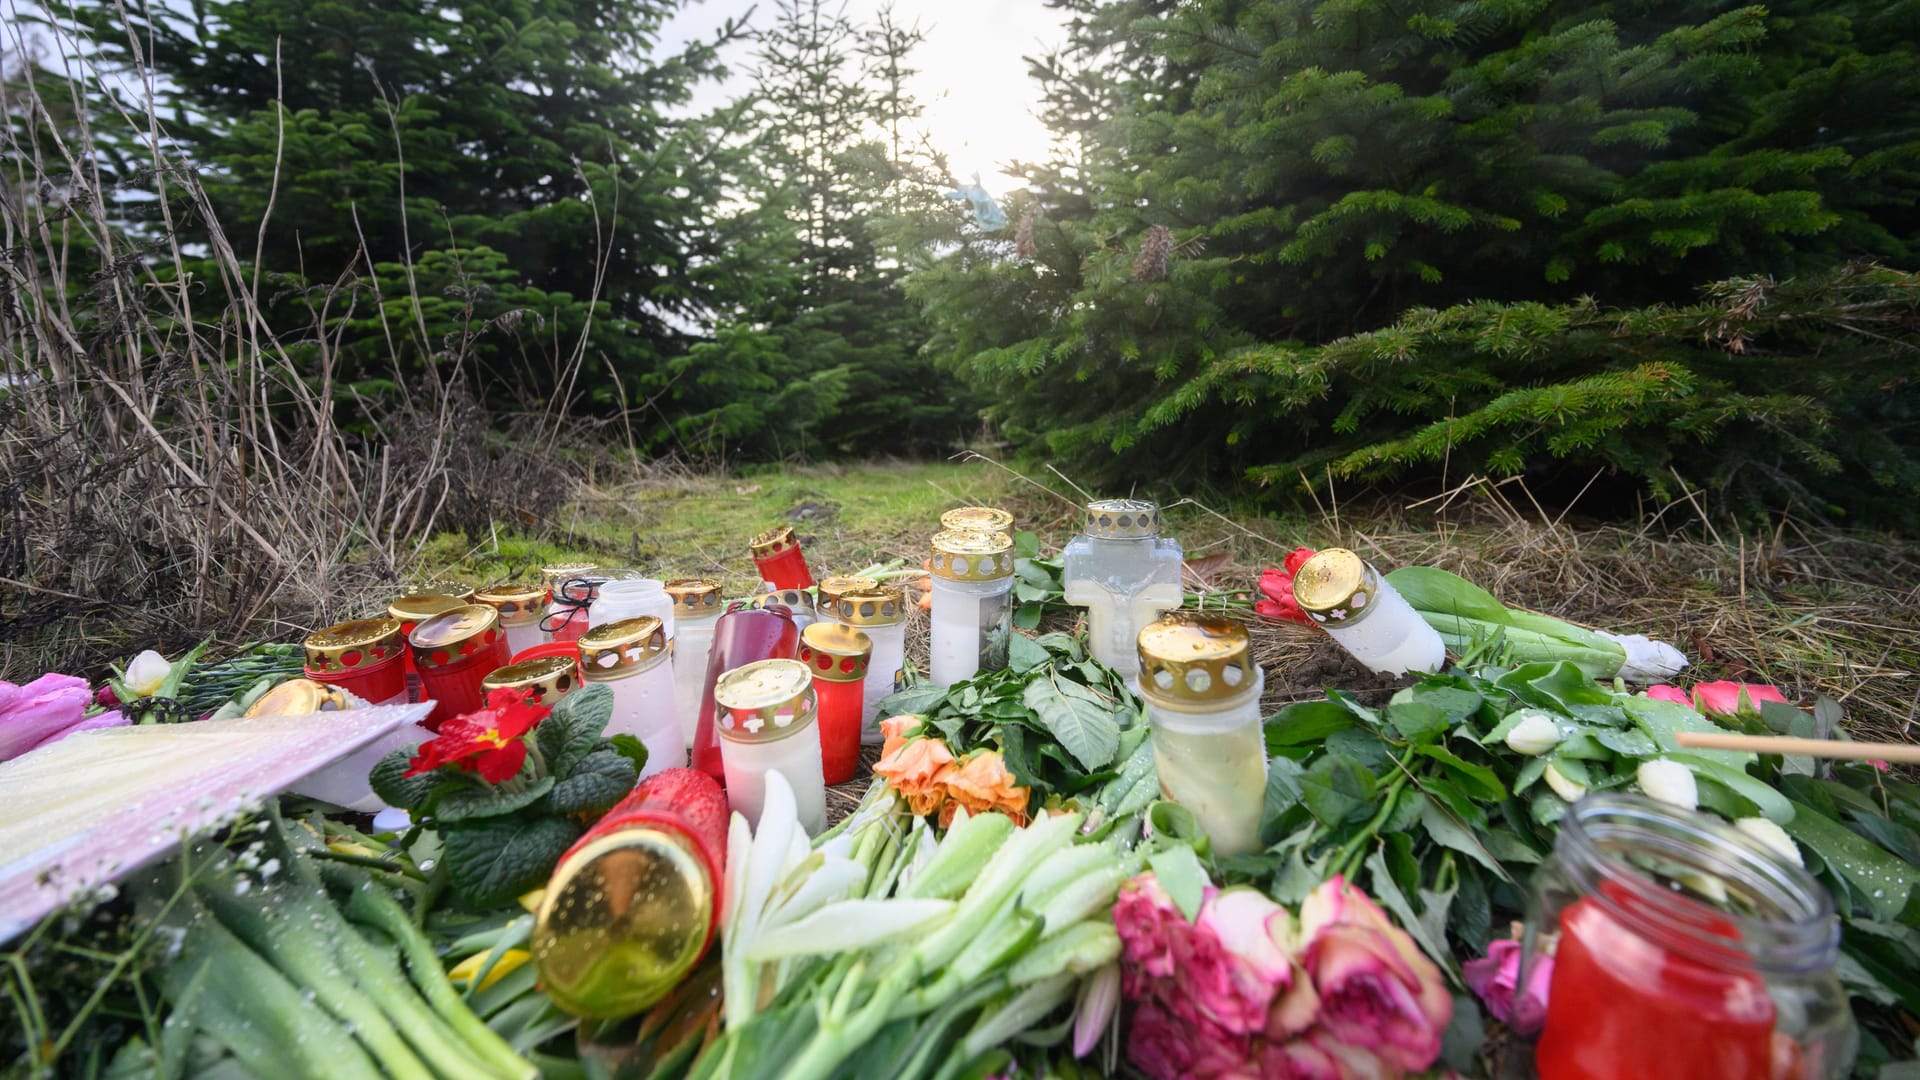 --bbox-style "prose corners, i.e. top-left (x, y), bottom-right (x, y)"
top-left (826, 584), bottom-right (907, 627)
top-left (818, 575), bottom-right (878, 609)
top-left (940, 506), bottom-right (1014, 533)
top-left (749, 525), bottom-right (798, 560)
top-left (404, 578), bottom-right (475, 602)
top-left (578, 616), bottom-right (670, 680)
top-left (664, 579), bottom-right (723, 619)
top-left (304, 618), bottom-right (405, 674)
top-left (541, 562), bottom-right (600, 589)
top-left (929, 530), bottom-right (1015, 582)
top-left (409, 605), bottom-right (503, 670)
top-left (799, 623), bottom-right (872, 683)
top-left (713, 659), bottom-right (817, 744)
top-left (1137, 612), bottom-right (1258, 708)
top-left (243, 678), bottom-right (354, 717)
top-left (481, 655), bottom-right (582, 706)
top-left (1085, 498), bottom-right (1160, 540)
top-left (388, 593), bottom-right (466, 623)
top-left (750, 589), bottom-right (815, 616)
top-left (473, 582), bottom-right (550, 627)
top-left (1290, 548), bottom-right (1381, 627)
